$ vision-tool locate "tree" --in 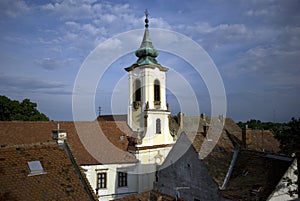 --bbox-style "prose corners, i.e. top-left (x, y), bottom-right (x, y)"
top-left (237, 119), bottom-right (283, 130)
top-left (0, 95), bottom-right (49, 121)
top-left (274, 117), bottom-right (300, 197)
